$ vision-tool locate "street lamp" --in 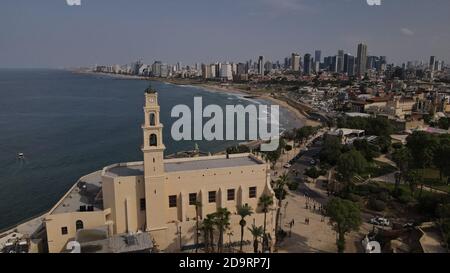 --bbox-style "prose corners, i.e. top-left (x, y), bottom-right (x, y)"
top-left (177, 226), bottom-right (182, 251)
